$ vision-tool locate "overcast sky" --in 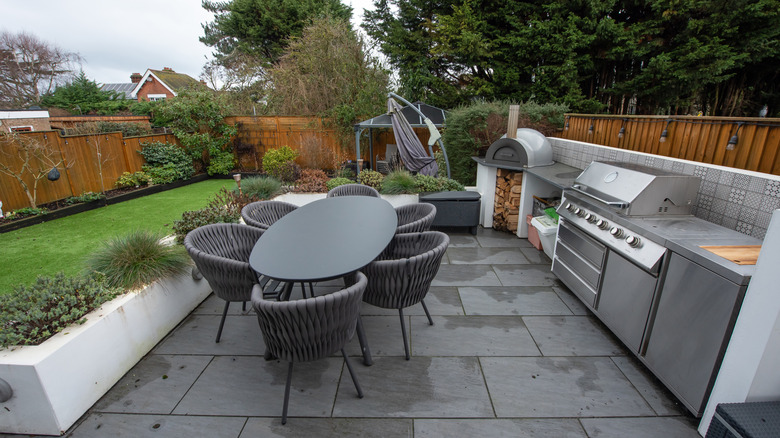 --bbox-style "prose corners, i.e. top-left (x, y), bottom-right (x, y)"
top-left (0, 0), bottom-right (376, 85)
